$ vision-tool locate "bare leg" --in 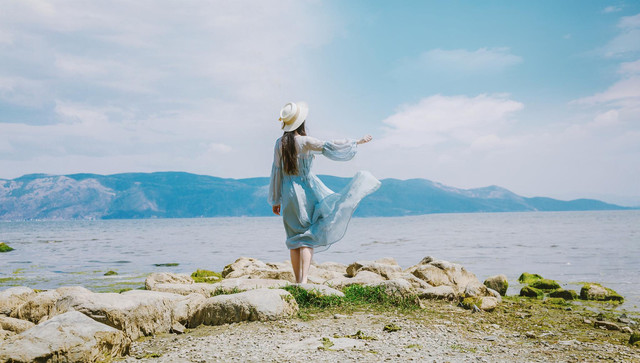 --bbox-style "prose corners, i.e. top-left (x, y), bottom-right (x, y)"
top-left (290, 248), bottom-right (301, 283)
top-left (299, 247), bottom-right (314, 284)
